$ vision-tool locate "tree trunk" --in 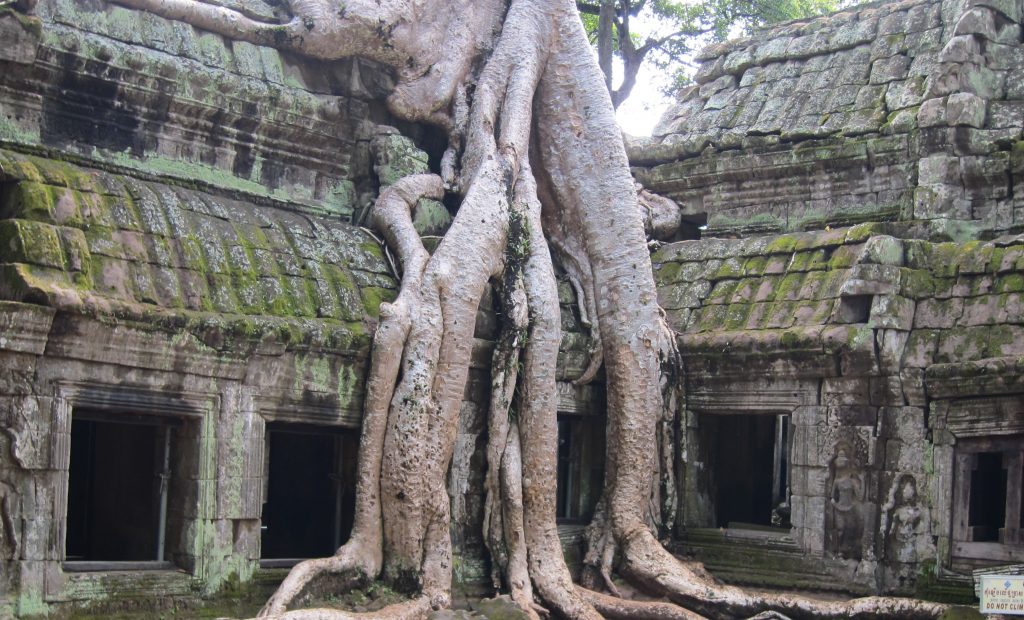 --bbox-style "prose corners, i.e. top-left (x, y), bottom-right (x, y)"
top-left (105, 1), bottom-right (951, 618)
